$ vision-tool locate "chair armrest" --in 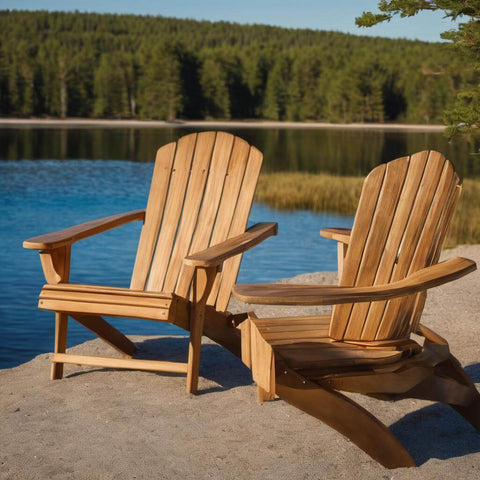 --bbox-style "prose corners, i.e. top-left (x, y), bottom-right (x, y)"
top-left (233, 257), bottom-right (476, 305)
top-left (23, 209), bottom-right (146, 250)
top-left (320, 227), bottom-right (351, 244)
top-left (184, 222), bottom-right (278, 267)
top-left (416, 324), bottom-right (448, 346)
